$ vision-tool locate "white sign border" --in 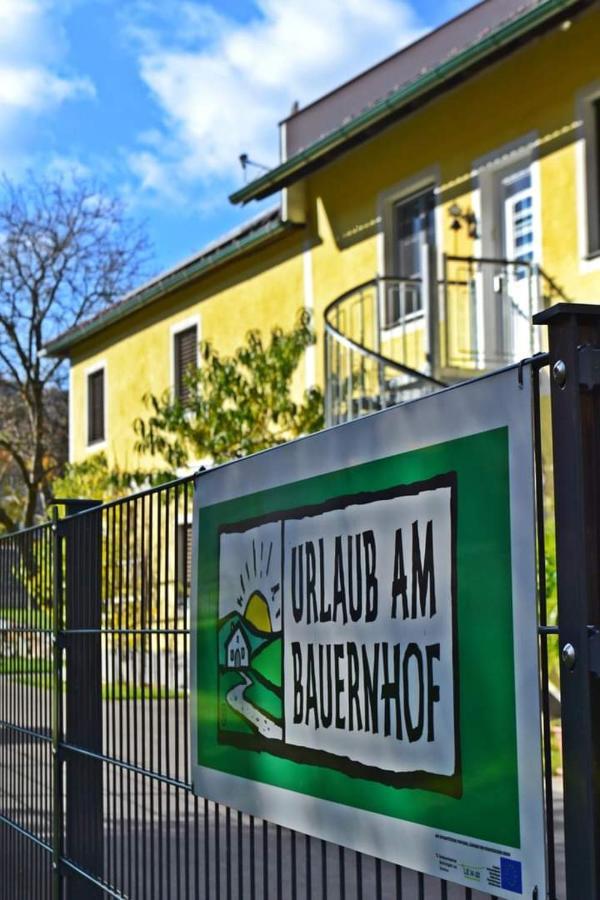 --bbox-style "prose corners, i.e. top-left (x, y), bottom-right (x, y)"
top-left (190, 364), bottom-right (546, 899)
